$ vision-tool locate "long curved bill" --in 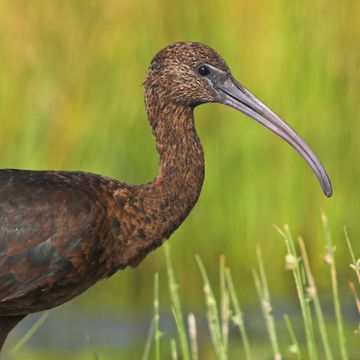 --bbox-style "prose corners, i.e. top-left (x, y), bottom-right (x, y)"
top-left (217, 76), bottom-right (332, 197)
